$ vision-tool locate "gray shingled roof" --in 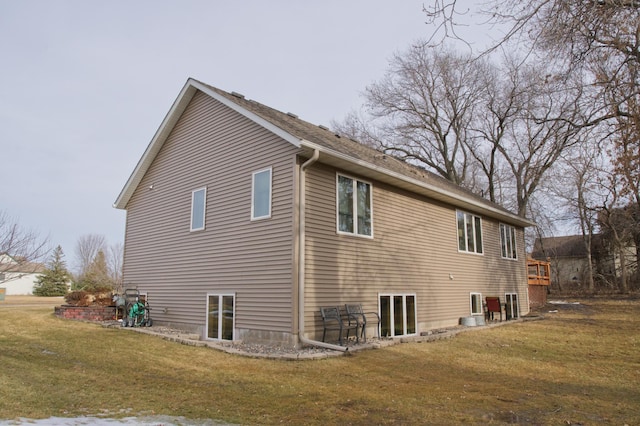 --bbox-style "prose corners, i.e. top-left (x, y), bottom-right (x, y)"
top-left (115, 78), bottom-right (534, 228)
top-left (531, 234), bottom-right (607, 259)
top-left (200, 81), bottom-right (531, 227)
